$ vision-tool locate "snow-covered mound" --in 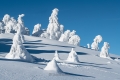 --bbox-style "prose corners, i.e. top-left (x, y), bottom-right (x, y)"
top-left (54, 50), bottom-right (61, 61)
top-left (44, 58), bottom-right (62, 72)
top-left (66, 48), bottom-right (80, 63)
